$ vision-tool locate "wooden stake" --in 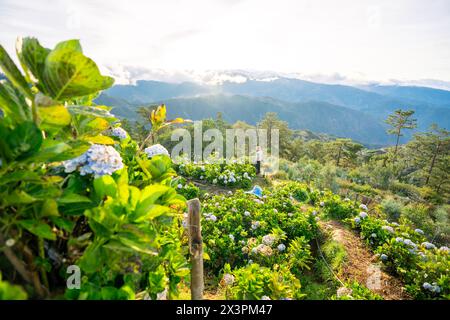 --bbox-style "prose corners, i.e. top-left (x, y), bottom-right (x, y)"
top-left (188, 198), bottom-right (204, 300)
